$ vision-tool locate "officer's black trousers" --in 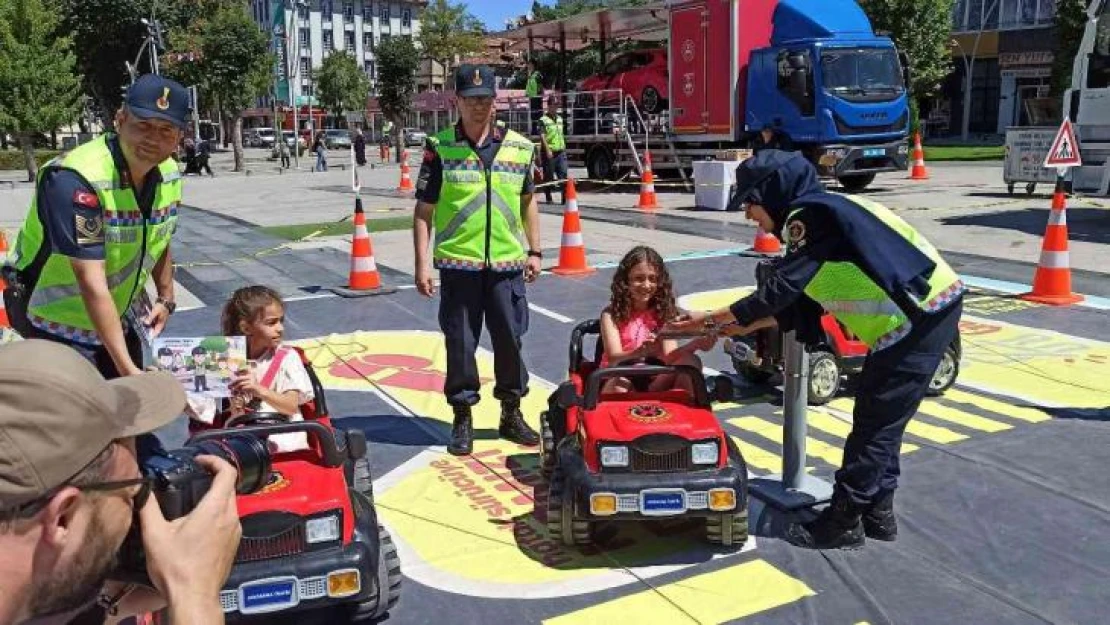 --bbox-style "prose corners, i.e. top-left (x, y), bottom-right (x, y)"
top-left (439, 268), bottom-right (530, 407)
top-left (835, 297), bottom-right (963, 505)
